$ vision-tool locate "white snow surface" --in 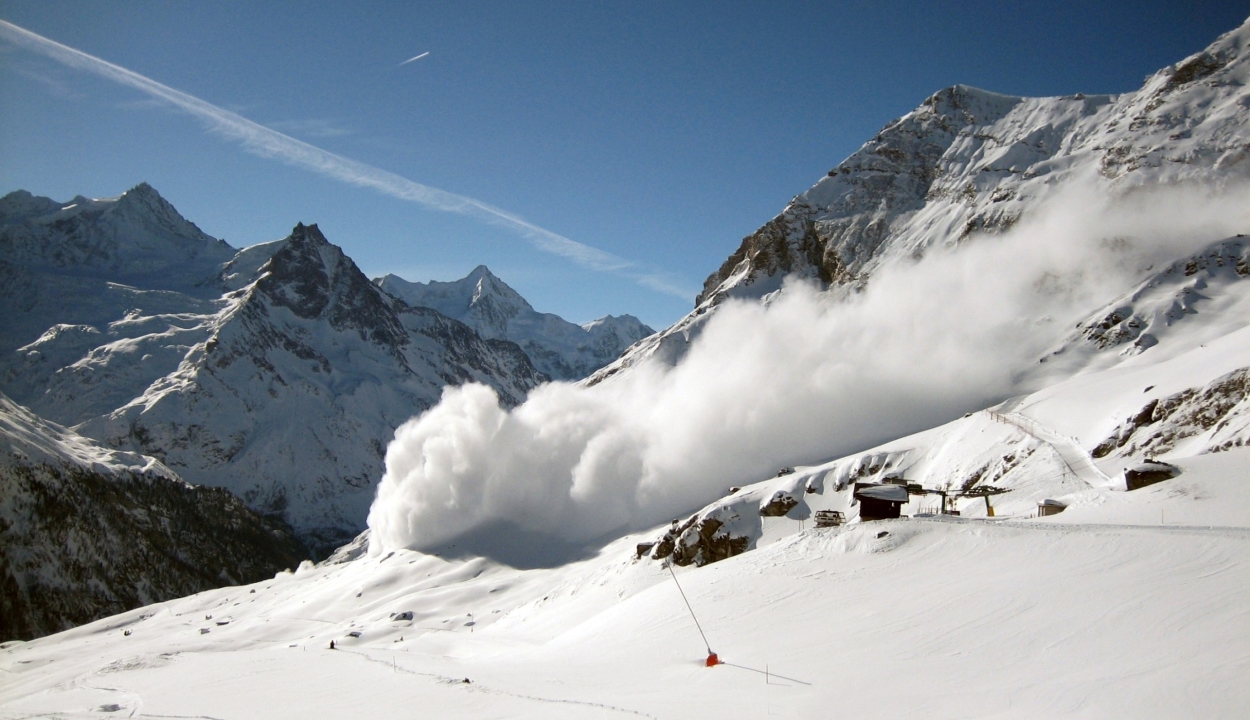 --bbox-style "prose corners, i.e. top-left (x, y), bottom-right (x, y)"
top-left (3, 455), bottom-right (1246, 718)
